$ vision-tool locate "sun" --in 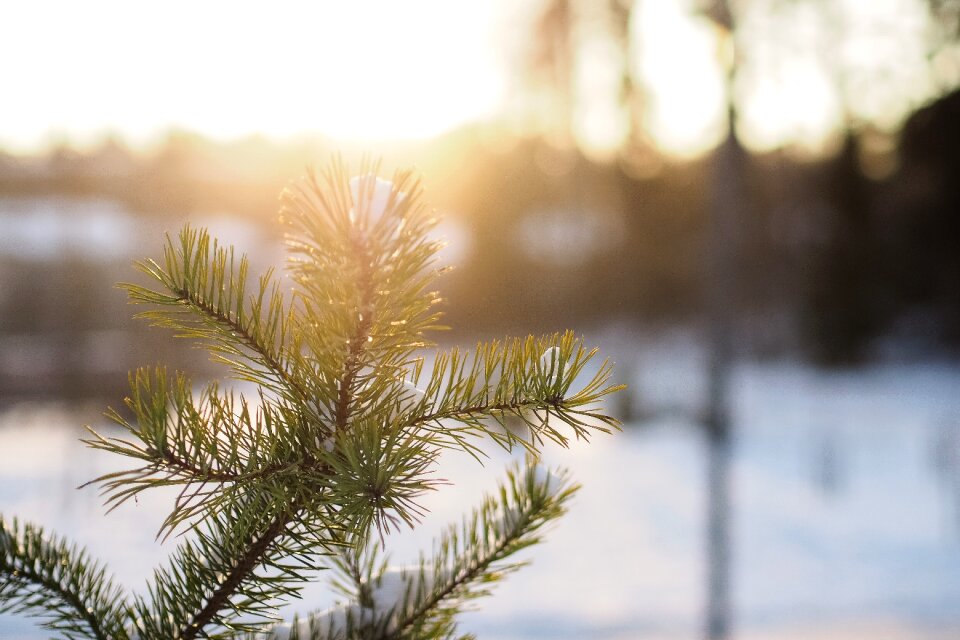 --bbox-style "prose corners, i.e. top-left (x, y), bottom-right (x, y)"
top-left (207, 1), bottom-right (509, 143)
